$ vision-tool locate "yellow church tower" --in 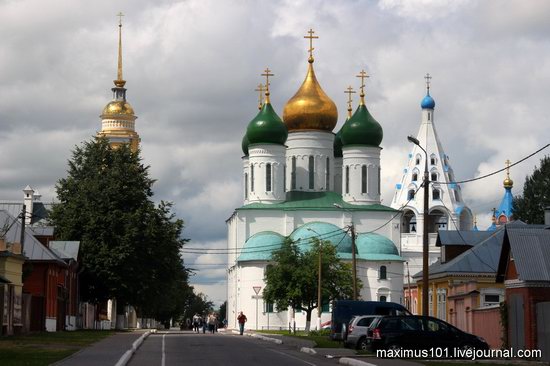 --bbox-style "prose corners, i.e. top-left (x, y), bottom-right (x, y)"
top-left (98, 13), bottom-right (140, 152)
